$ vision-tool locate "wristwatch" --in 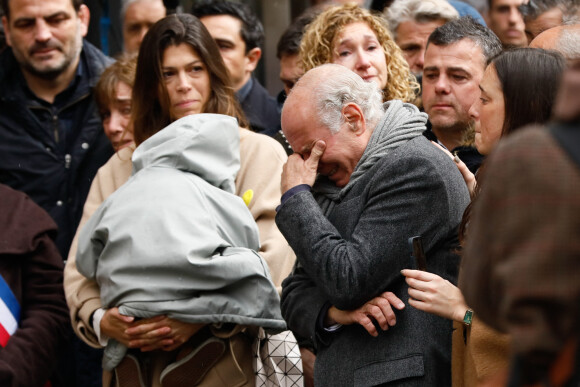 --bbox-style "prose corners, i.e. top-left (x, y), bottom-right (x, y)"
top-left (463, 308), bottom-right (473, 326)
